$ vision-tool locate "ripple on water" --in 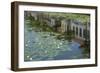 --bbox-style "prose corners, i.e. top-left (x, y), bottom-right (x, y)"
top-left (24, 24), bottom-right (89, 61)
